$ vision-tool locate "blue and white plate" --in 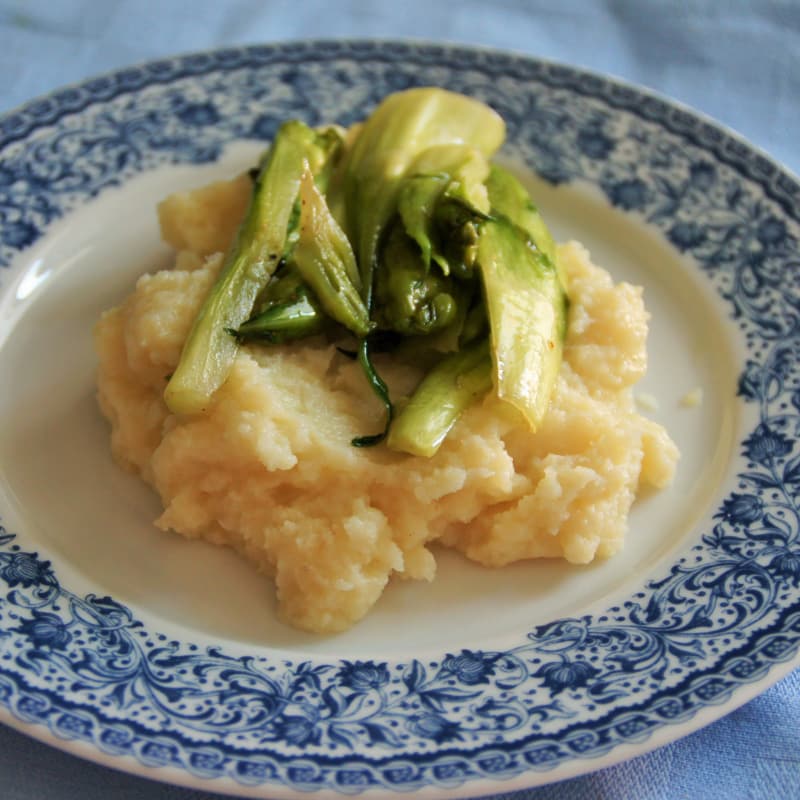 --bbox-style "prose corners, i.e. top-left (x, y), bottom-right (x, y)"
top-left (0, 41), bottom-right (798, 798)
